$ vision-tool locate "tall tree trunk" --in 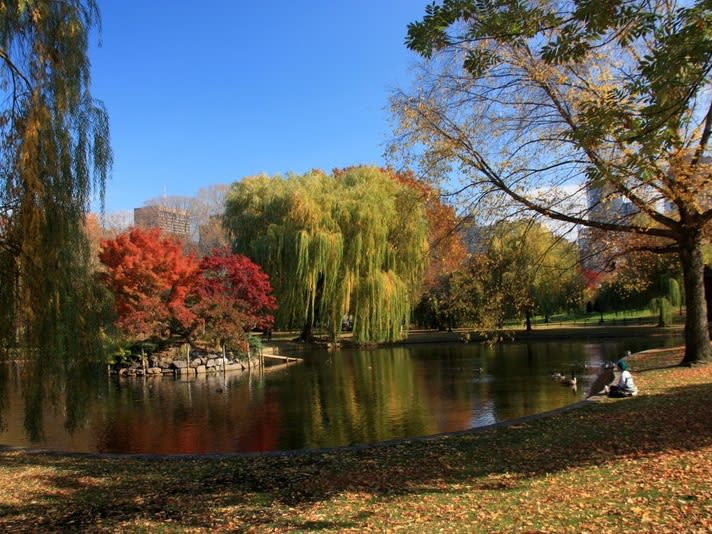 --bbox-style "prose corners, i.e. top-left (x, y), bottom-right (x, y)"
top-left (300, 296), bottom-right (315, 342)
top-left (525, 308), bottom-right (532, 331)
top-left (678, 233), bottom-right (711, 365)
